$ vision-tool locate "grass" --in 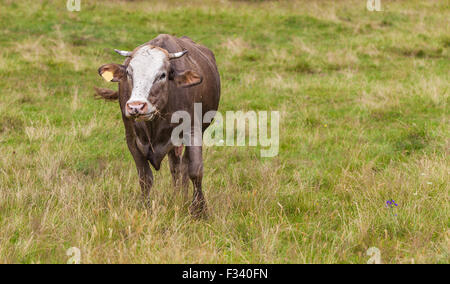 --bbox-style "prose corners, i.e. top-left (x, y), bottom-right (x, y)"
top-left (0, 0), bottom-right (448, 263)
